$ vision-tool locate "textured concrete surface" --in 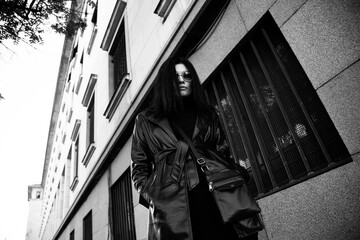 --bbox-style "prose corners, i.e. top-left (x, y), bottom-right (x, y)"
top-left (269, 0), bottom-right (307, 27)
top-left (258, 154), bottom-right (360, 240)
top-left (134, 205), bottom-right (148, 240)
top-left (190, 0), bottom-right (247, 82)
top-left (281, 0), bottom-right (360, 89)
top-left (235, 0), bottom-right (276, 31)
top-left (317, 60), bottom-right (360, 155)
